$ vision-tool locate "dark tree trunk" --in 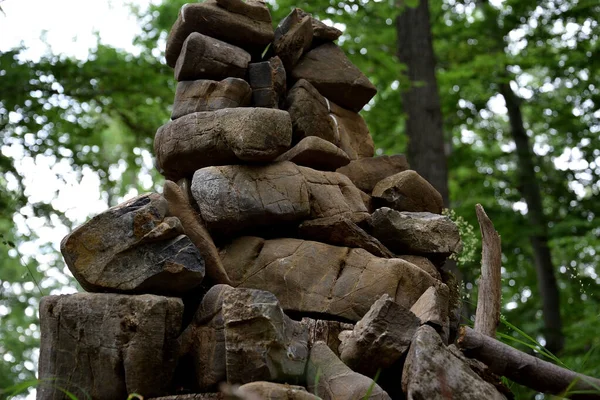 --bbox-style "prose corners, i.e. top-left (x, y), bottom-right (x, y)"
top-left (396, 0), bottom-right (449, 206)
top-left (499, 82), bottom-right (564, 353)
